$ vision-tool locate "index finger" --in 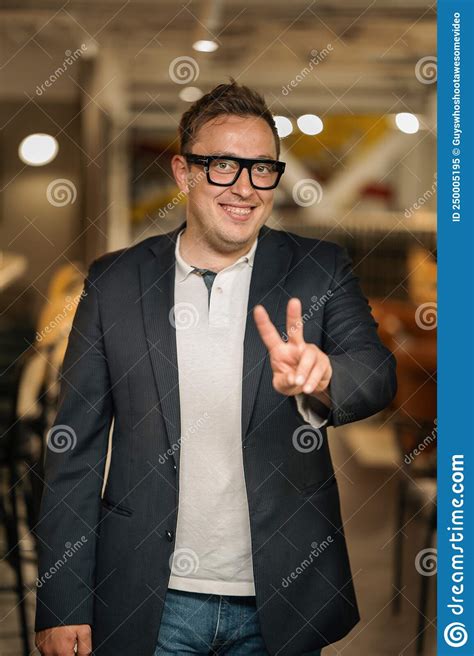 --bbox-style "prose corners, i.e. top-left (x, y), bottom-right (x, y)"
top-left (75, 625), bottom-right (92, 656)
top-left (253, 304), bottom-right (283, 351)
